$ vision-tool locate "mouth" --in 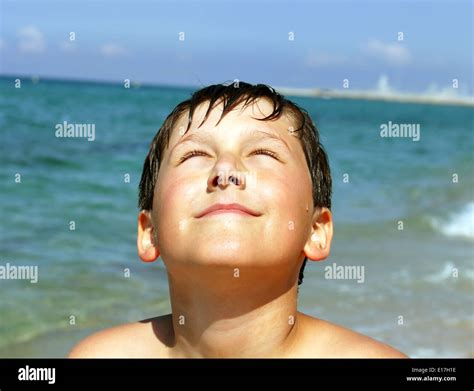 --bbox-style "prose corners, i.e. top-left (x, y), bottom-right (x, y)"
top-left (195, 203), bottom-right (262, 218)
